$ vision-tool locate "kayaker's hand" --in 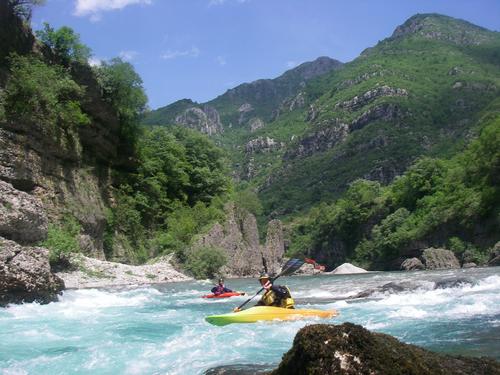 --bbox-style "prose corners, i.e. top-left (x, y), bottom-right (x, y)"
top-left (233, 307), bottom-right (241, 313)
top-left (263, 281), bottom-right (272, 290)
